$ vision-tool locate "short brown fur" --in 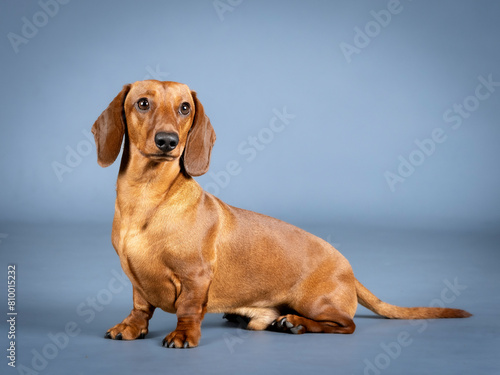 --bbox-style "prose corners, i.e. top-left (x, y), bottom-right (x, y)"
top-left (92, 80), bottom-right (471, 348)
